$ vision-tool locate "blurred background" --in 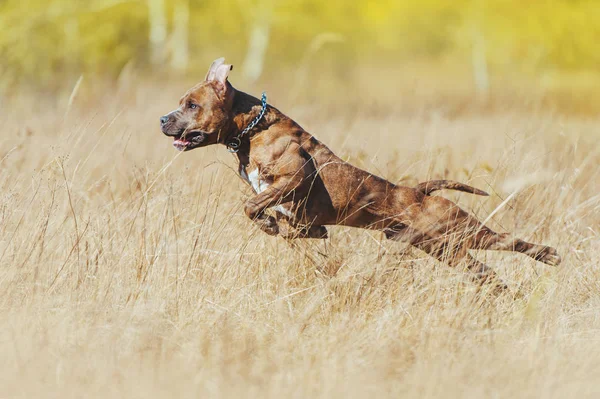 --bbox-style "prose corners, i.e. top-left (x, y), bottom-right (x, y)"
top-left (1, 4), bottom-right (600, 397)
top-left (1, 0), bottom-right (600, 114)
